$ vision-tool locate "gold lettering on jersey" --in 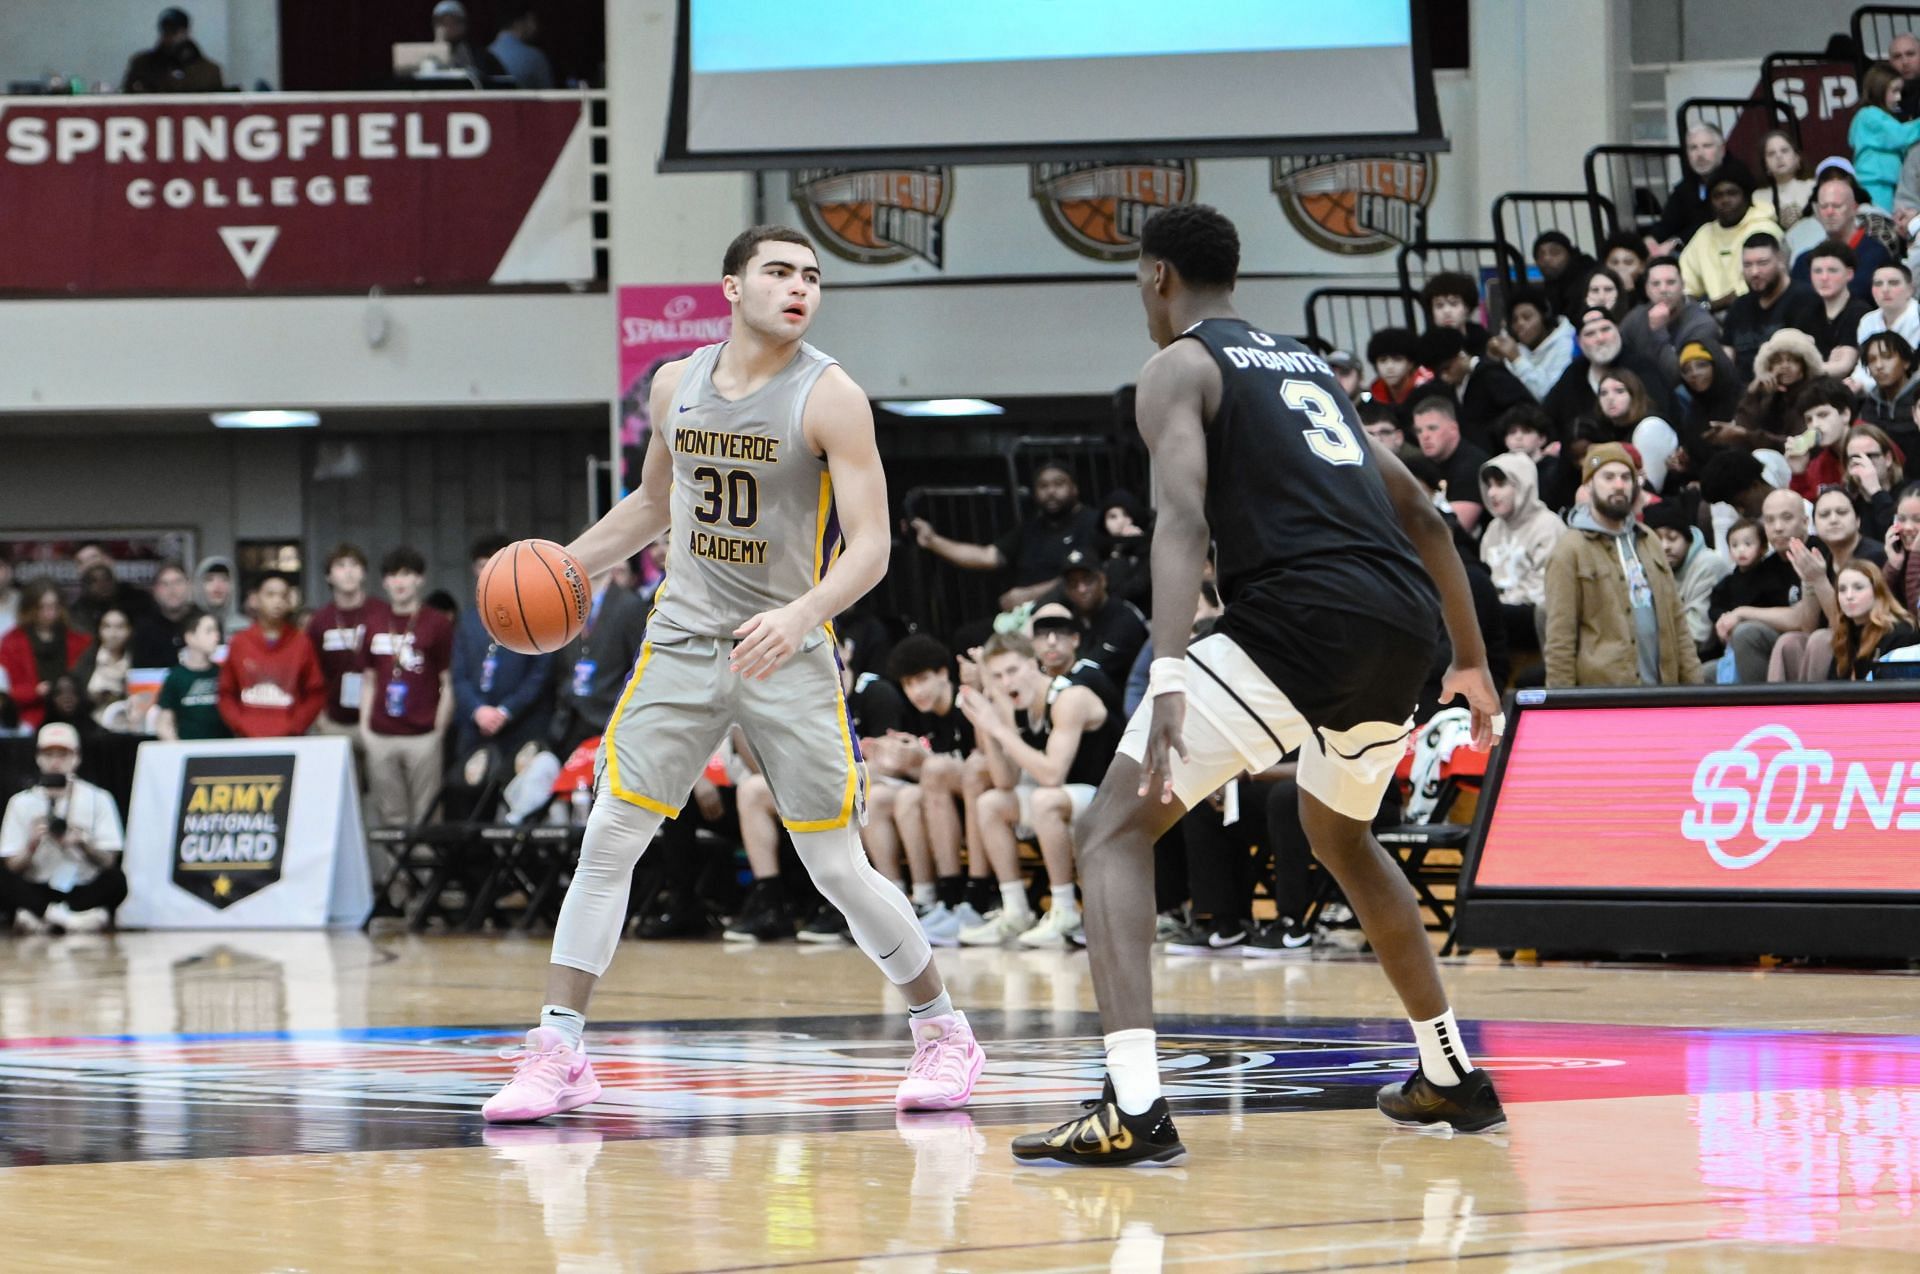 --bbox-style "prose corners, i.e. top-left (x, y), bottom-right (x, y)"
top-left (674, 428), bottom-right (782, 464)
top-left (1222, 347), bottom-right (1331, 375)
top-left (689, 528), bottom-right (769, 567)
